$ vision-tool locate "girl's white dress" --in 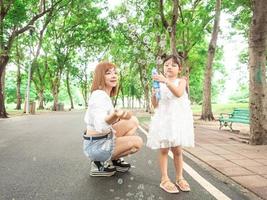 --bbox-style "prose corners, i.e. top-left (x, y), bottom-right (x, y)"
top-left (147, 78), bottom-right (195, 149)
